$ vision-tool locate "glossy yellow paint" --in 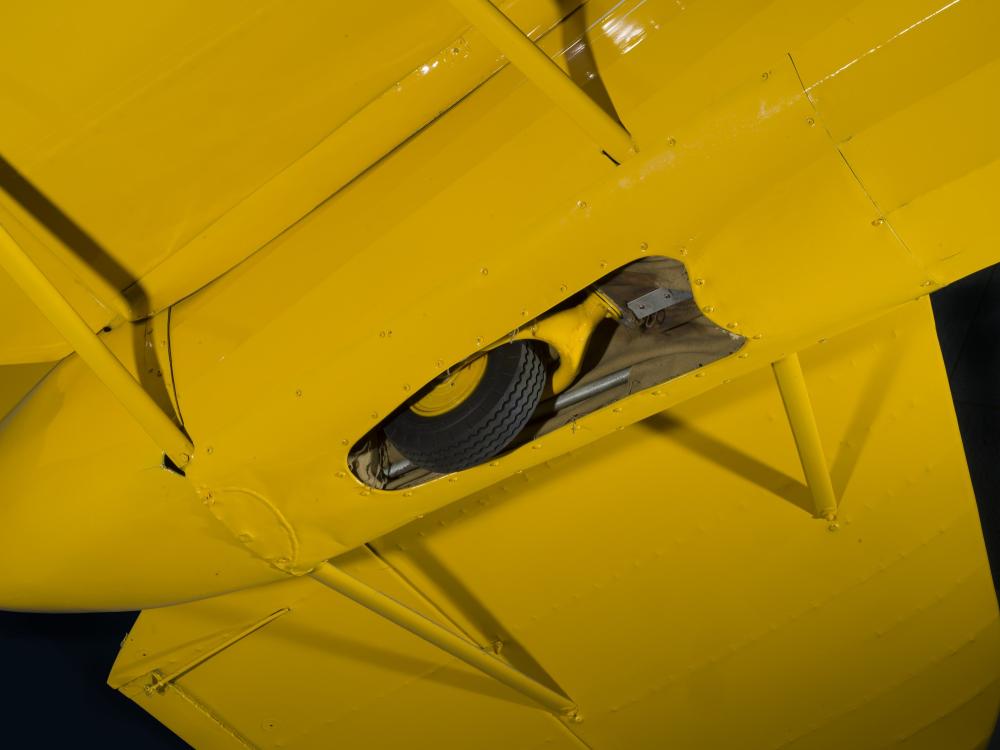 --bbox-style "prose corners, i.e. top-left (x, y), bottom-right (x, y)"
top-left (346, 278), bottom-right (618, 442)
top-left (0, 221), bottom-right (193, 466)
top-left (0, 316), bottom-right (285, 611)
top-left (506, 290), bottom-right (620, 394)
top-left (410, 355), bottom-right (488, 417)
top-left (161, 0), bottom-right (961, 574)
top-left (111, 300), bottom-right (999, 748)
top-left (0, 0), bottom-right (997, 744)
top-left (310, 561), bottom-right (579, 718)
top-left (114, 549), bottom-right (590, 750)
top-left (0, 0), bottom-right (588, 362)
top-left (0, 195), bottom-right (119, 364)
top-left (448, 0), bottom-right (636, 162)
top-left (0, 361), bottom-right (52, 422)
top-left (772, 354), bottom-right (839, 522)
top-left (0, 0), bottom-right (993, 589)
